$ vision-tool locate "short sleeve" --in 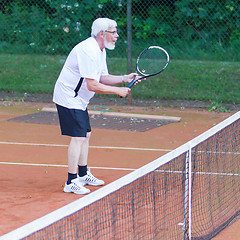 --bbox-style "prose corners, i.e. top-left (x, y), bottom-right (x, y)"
top-left (101, 52), bottom-right (109, 76)
top-left (74, 43), bottom-right (108, 81)
top-left (76, 48), bottom-right (99, 80)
